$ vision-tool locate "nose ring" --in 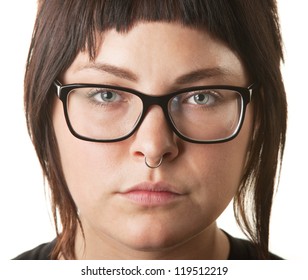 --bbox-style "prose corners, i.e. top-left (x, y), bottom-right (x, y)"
top-left (145, 156), bottom-right (163, 169)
